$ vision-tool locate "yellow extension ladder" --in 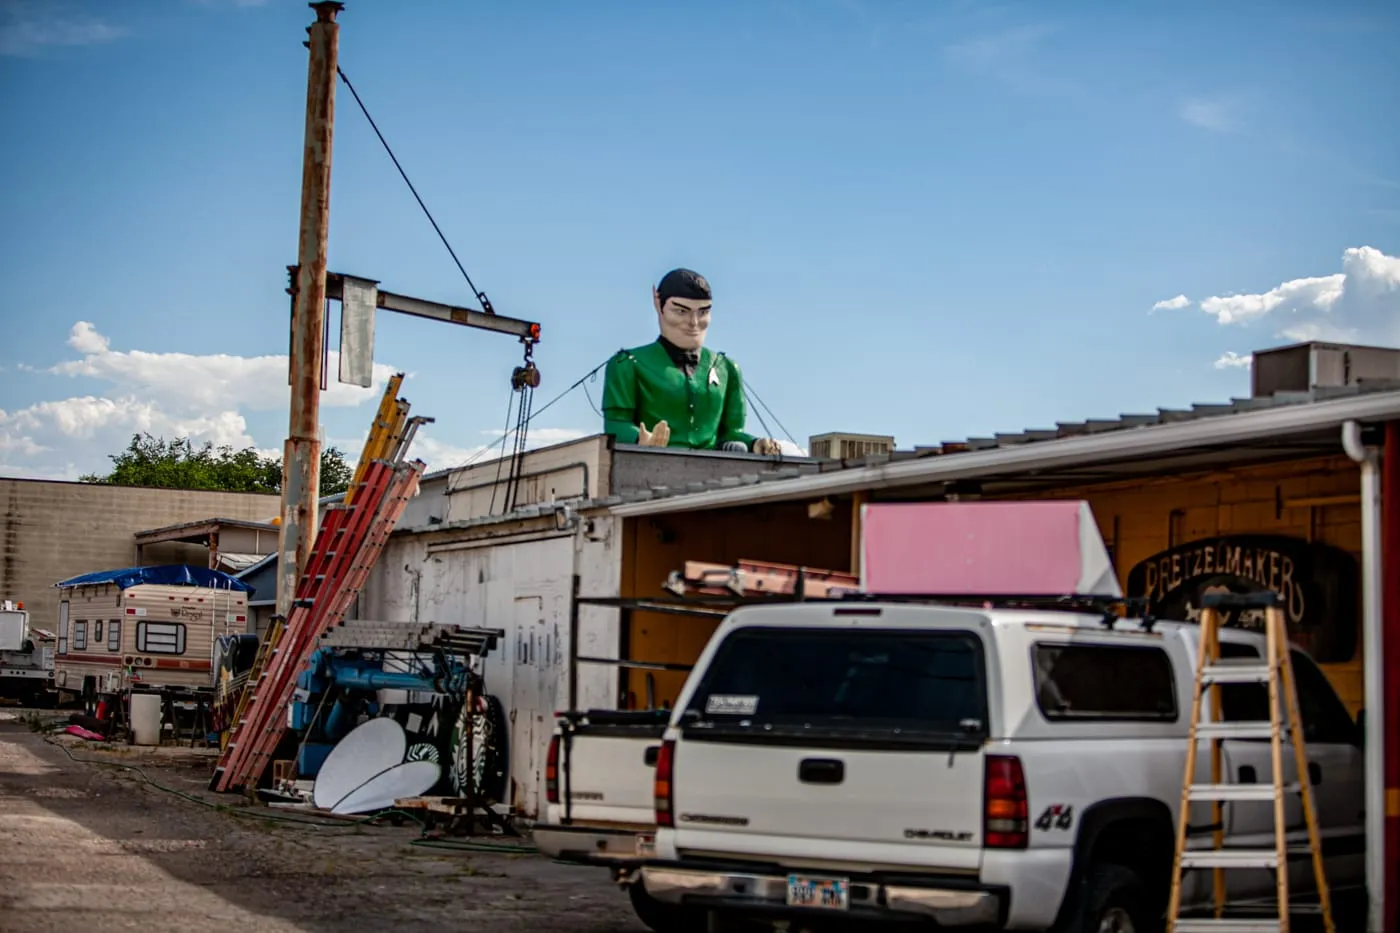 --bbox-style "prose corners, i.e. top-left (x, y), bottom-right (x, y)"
top-left (221, 374), bottom-right (413, 754)
top-left (1166, 590), bottom-right (1335, 933)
